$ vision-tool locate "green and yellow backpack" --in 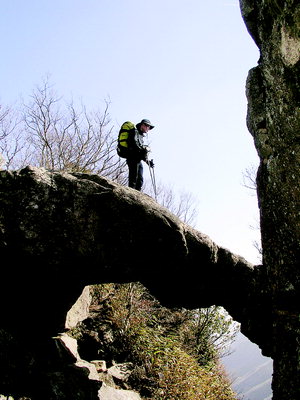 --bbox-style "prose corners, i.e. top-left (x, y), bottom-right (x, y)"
top-left (117, 121), bottom-right (135, 158)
